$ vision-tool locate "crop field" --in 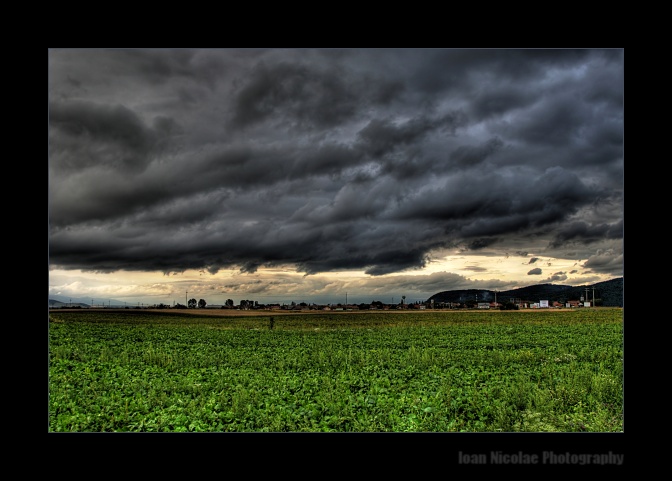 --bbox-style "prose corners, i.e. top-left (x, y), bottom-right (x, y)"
top-left (48, 308), bottom-right (623, 432)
